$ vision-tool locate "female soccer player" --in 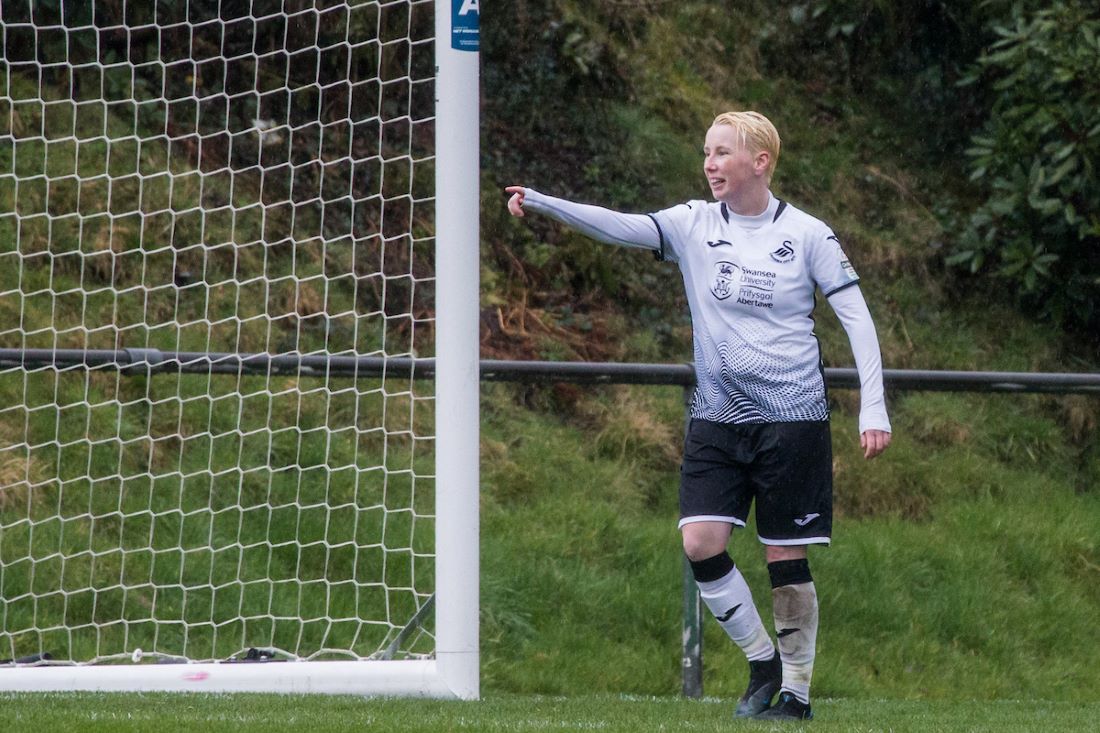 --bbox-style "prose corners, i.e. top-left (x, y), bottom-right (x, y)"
top-left (505, 111), bottom-right (891, 721)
